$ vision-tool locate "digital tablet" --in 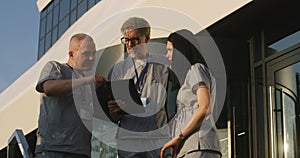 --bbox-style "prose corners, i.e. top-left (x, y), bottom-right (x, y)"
top-left (96, 79), bottom-right (145, 116)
